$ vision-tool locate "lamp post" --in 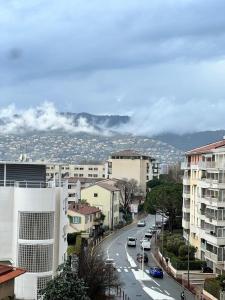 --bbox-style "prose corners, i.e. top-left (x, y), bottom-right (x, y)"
top-left (142, 243), bottom-right (145, 278)
top-left (187, 231), bottom-right (190, 289)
